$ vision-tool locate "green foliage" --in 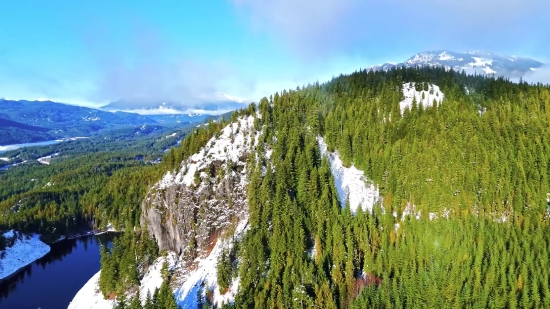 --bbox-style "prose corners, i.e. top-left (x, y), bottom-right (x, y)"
top-left (217, 249), bottom-right (233, 294)
top-left (232, 68), bottom-right (550, 308)
top-left (99, 229), bottom-right (159, 298)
